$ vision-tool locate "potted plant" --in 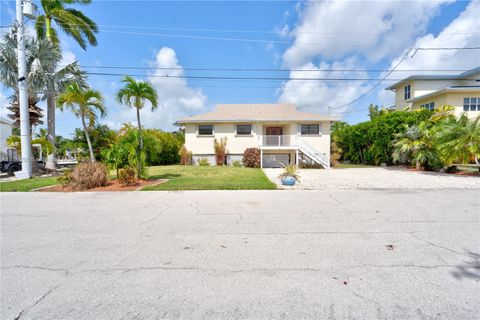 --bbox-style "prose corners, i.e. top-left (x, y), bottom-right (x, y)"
top-left (278, 165), bottom-right (300, 186)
